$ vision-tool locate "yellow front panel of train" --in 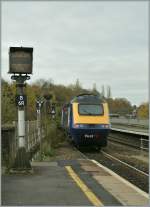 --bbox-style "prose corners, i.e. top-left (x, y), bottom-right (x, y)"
top-left (73, 103), bottom-right (109, 124)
